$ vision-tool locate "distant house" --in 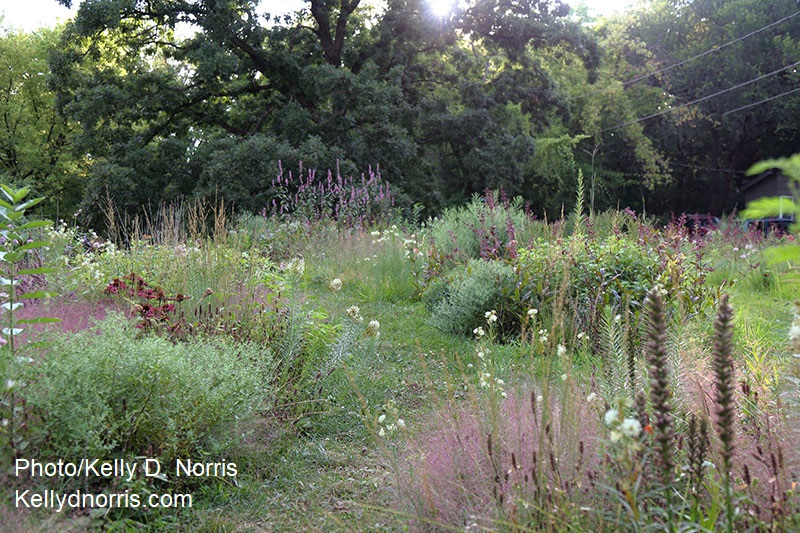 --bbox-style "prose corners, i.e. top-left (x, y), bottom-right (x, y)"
top-left (740, 168), bottom-right (794, 216)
